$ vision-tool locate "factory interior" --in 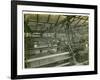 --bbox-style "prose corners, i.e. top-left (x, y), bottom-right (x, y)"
top-left (24, 13), bottom-right (89, 68)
